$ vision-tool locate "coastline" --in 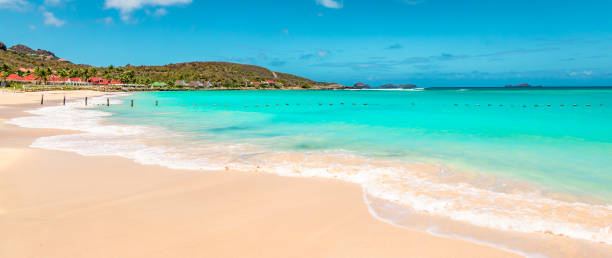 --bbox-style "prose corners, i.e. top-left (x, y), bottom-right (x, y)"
top-left (0, 90), bottom-right (520, 257)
